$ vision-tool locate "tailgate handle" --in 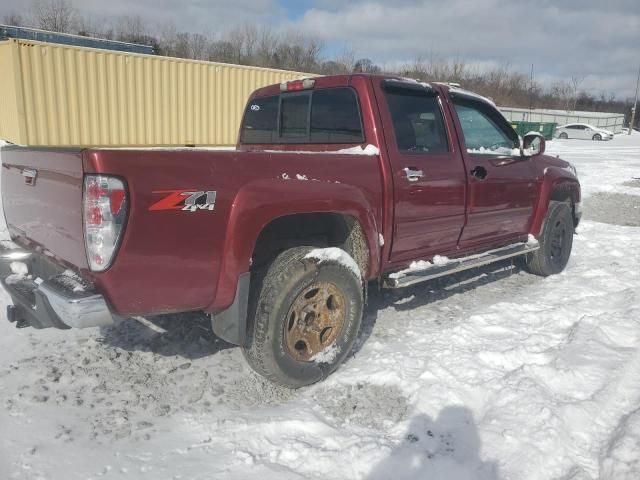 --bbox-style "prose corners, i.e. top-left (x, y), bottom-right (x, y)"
top-left (22, 169), bottom-right (37, 186)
